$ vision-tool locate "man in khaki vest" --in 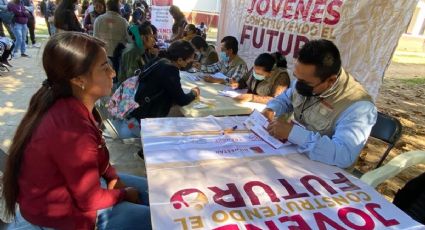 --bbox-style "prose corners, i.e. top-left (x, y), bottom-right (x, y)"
top-left (263, 39), bottom-right (377, 168)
